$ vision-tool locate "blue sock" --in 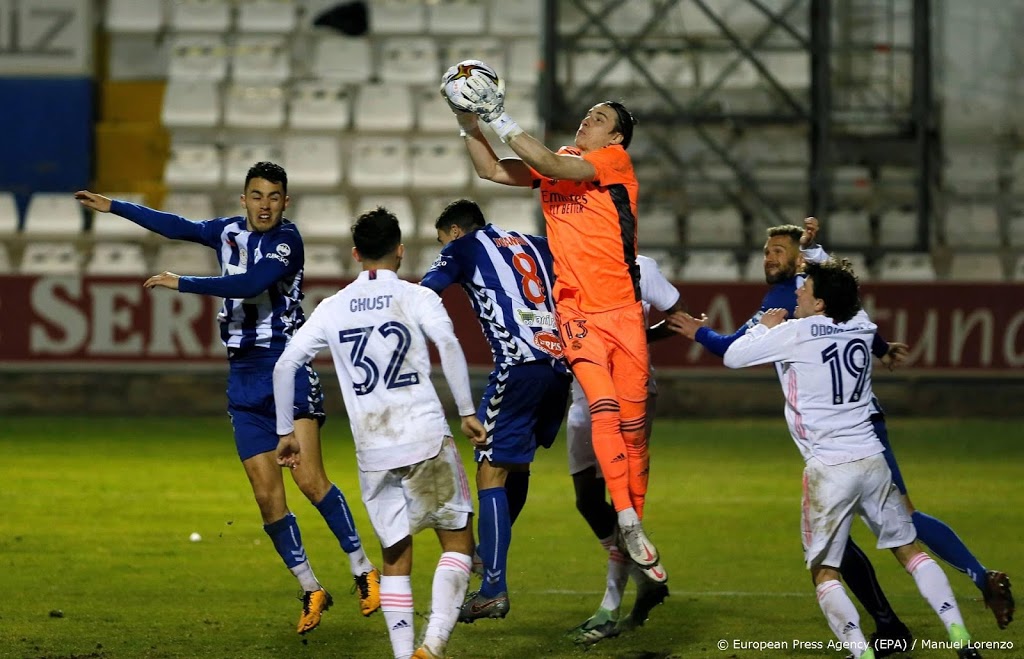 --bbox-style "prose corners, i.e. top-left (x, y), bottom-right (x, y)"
top-left (314, 484), bottom-right (362, 553)
top-left (477, 487), bottom-right (511, 598)
top-left (912, 510), bottom-right (987, 591)
top-left (264, 513), bottom-right (307, 569)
